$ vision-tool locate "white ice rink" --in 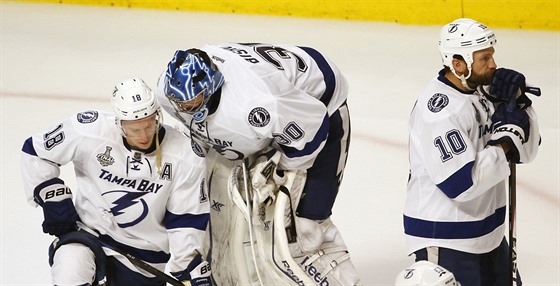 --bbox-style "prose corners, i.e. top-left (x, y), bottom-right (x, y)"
top-left (1, 2), bottom-right (559, 285)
